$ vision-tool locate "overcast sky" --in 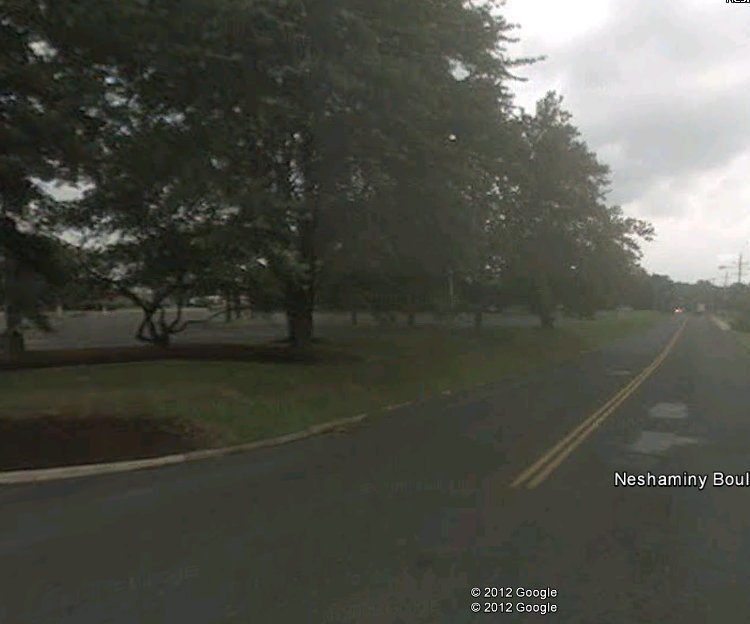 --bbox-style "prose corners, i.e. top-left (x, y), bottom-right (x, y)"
top-left (502, 0), bottom-right (750, 283)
